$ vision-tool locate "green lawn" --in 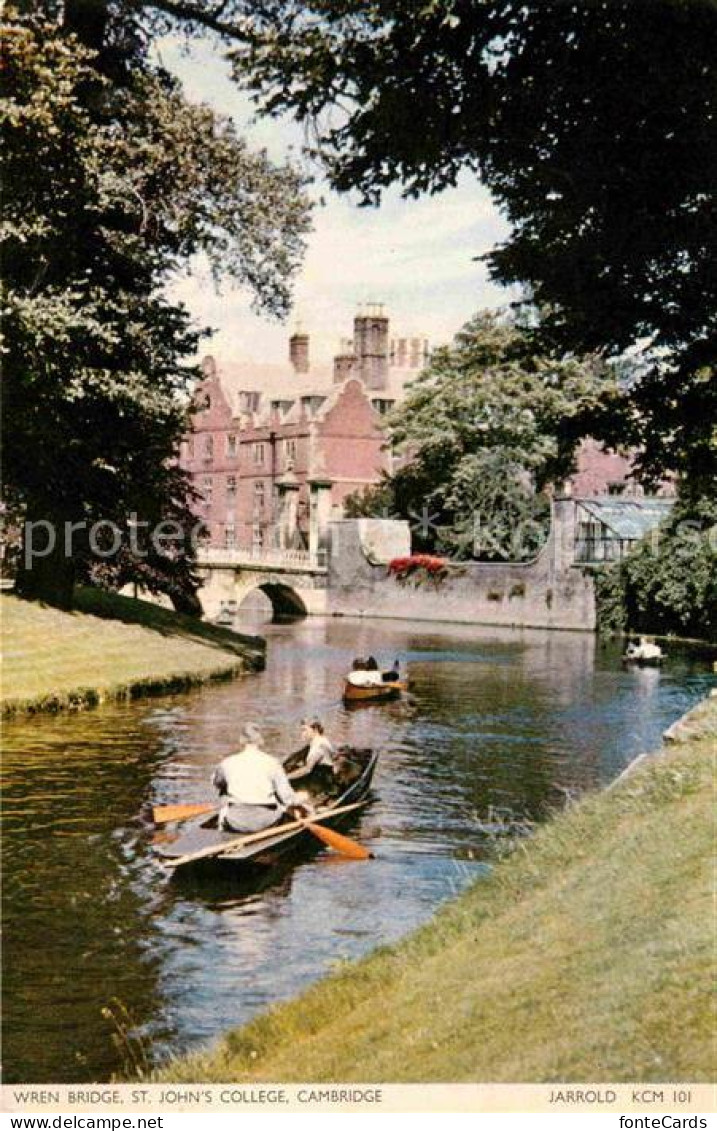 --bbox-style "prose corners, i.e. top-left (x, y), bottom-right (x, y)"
top-left (1, 589), bottom-right (264, 715)
top-left (153, 696), bottom-right (716, 1084)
